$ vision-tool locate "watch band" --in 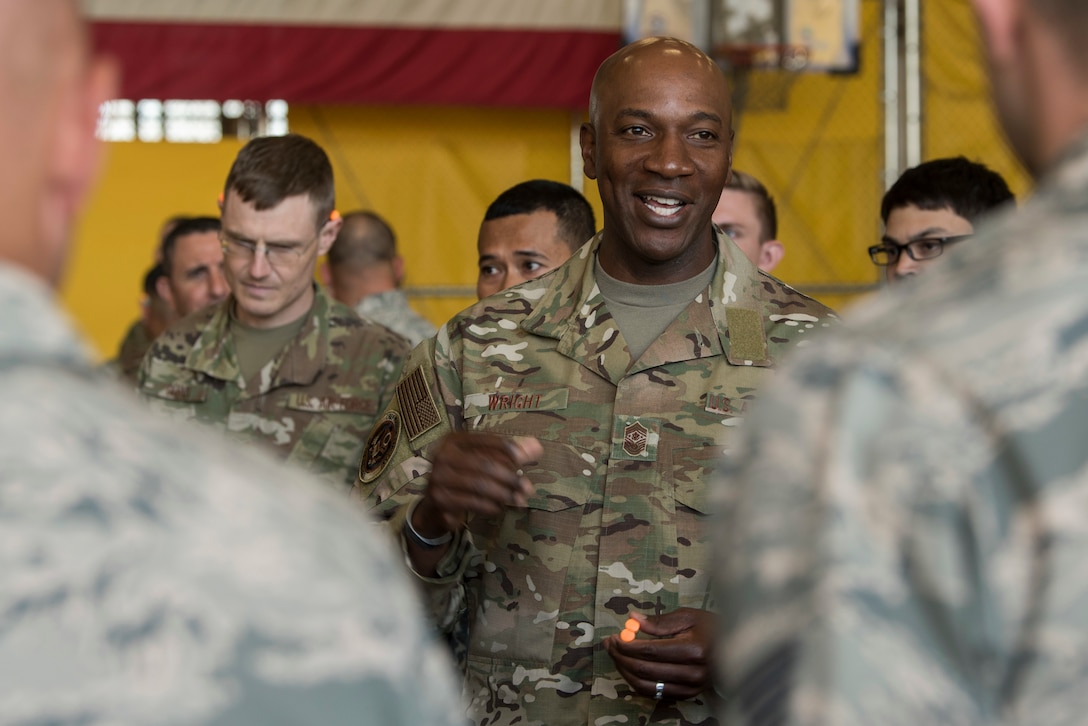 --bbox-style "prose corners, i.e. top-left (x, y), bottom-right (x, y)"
top-left (403, 498), bottom-right (453, 549)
